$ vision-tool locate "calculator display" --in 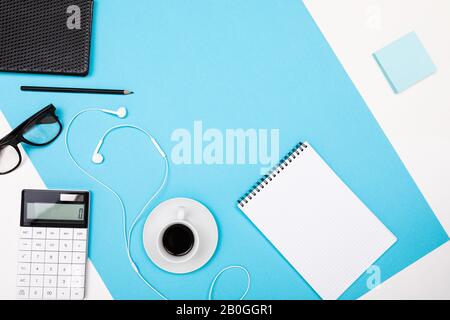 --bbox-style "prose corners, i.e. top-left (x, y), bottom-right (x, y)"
top-left (26, 203), bottom-right (85, 221)
top-left (21, 189), bottom-right (89, 228)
